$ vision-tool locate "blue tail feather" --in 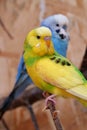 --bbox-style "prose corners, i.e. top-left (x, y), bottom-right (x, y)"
top-left (0, 56), bottom-right (33, 118)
